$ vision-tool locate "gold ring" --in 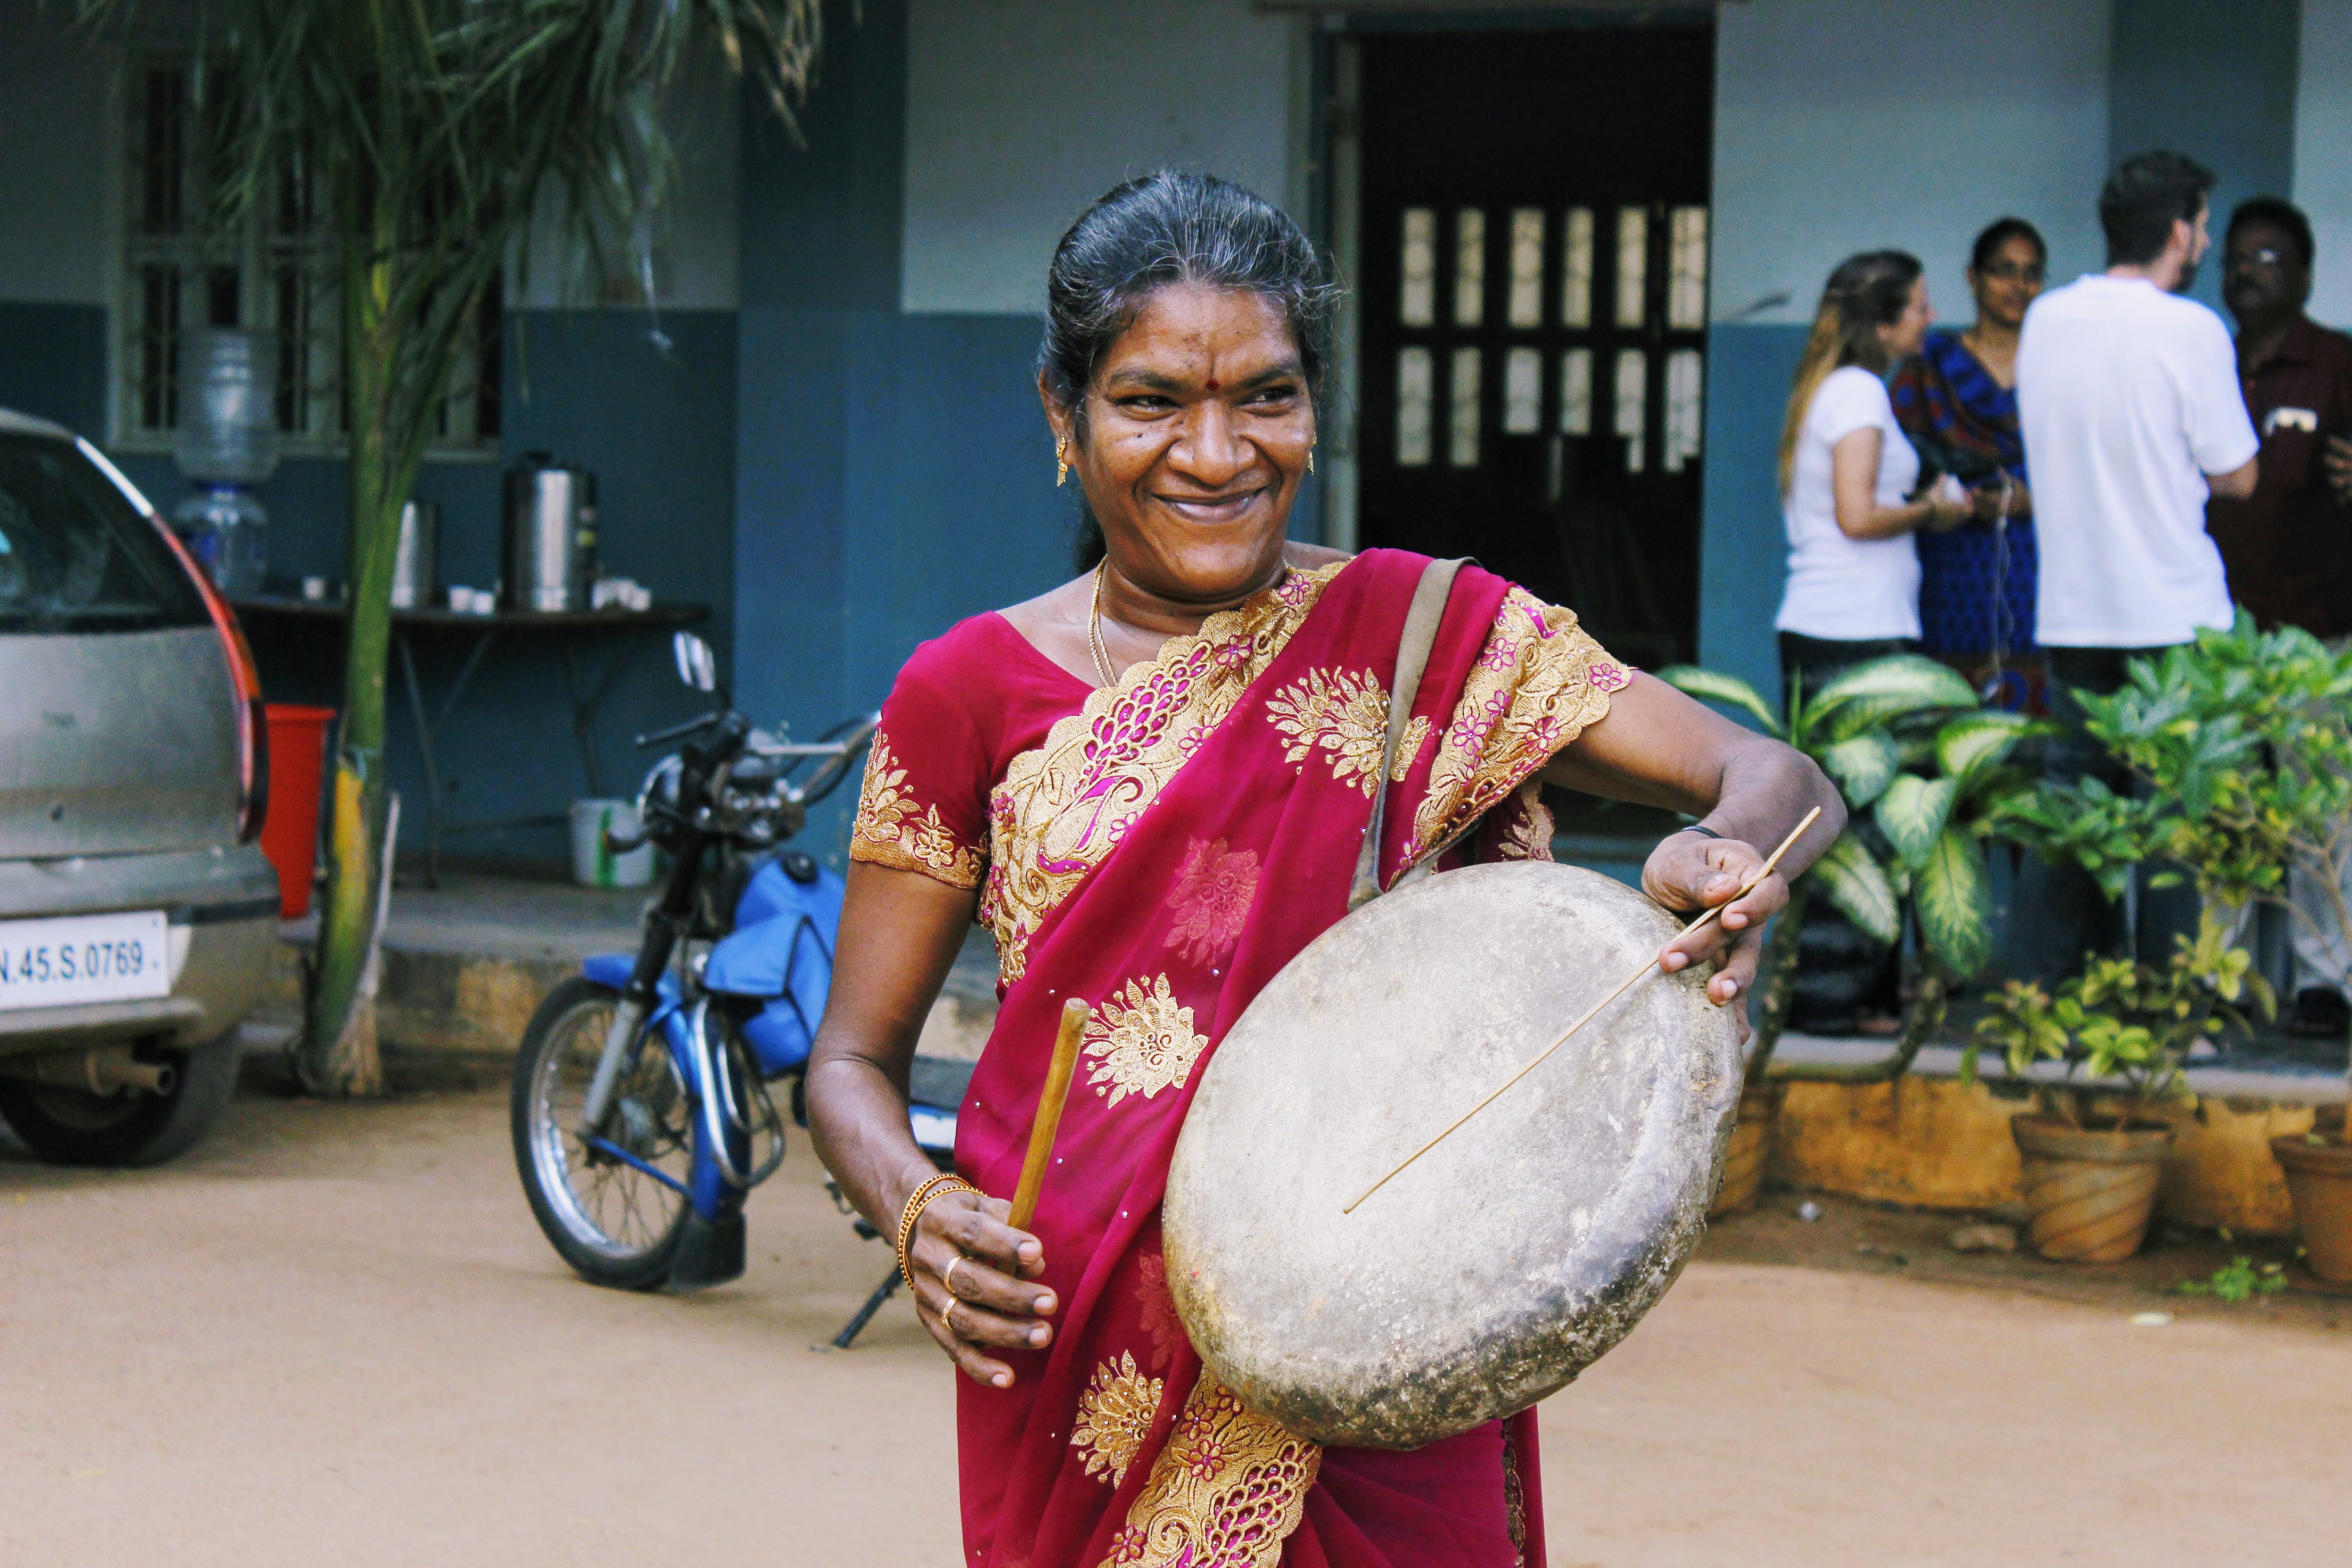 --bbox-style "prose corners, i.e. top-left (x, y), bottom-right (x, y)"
top-left (942, 1292), bottom-right (961, 1336)
top-left (944, 1254), bottom-right (970, 1297)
